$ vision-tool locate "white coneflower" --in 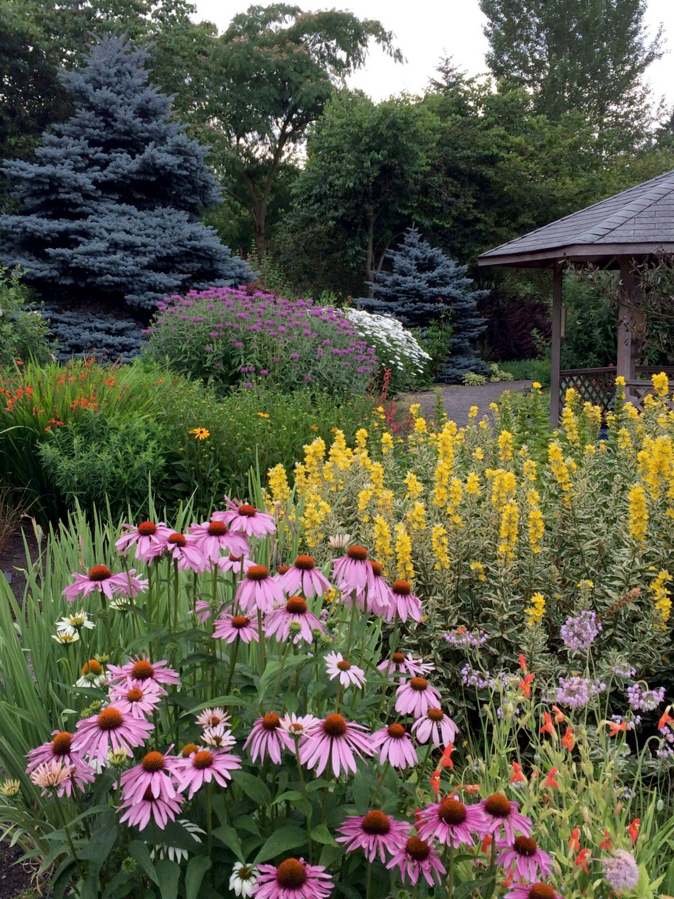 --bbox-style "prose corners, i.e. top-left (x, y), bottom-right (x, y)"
top-left (151, 820), bottom-right (205, 863)
top-left (0, 779), bottom-right (20, 798)
top-left (56, 610), bottom-right (95, 635)
top-left (279, 713), bottom-right (319, 739)
top-left (328, 533), bottom-right (351, 550)
top-left (29, 760), bottom-right (74, 794)
top-left (52, 631), bottom-right (80, 645)
top-left (324, 652), bottom-right (367, 689)
top-left (109, 597), bottom-right (131, 612)
top-left (229, 862), bottom-right (258, 898)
